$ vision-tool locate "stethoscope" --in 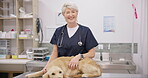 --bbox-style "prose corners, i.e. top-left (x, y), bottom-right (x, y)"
top-left (57, 25), bottom-right (83, 47)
